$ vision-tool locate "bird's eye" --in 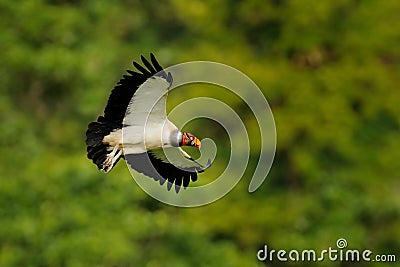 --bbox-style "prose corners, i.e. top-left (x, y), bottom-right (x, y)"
top-left (191, 141), bottom-right (194, 145)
